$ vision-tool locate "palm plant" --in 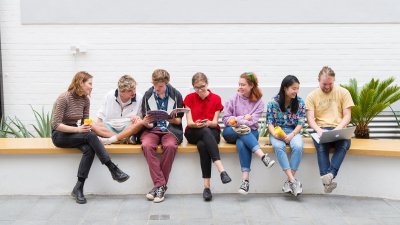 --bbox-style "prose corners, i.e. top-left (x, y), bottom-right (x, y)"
top-left (341, 77), bottom-right (400, 138)
top-left (389, 105), bottom-right (400, 128)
